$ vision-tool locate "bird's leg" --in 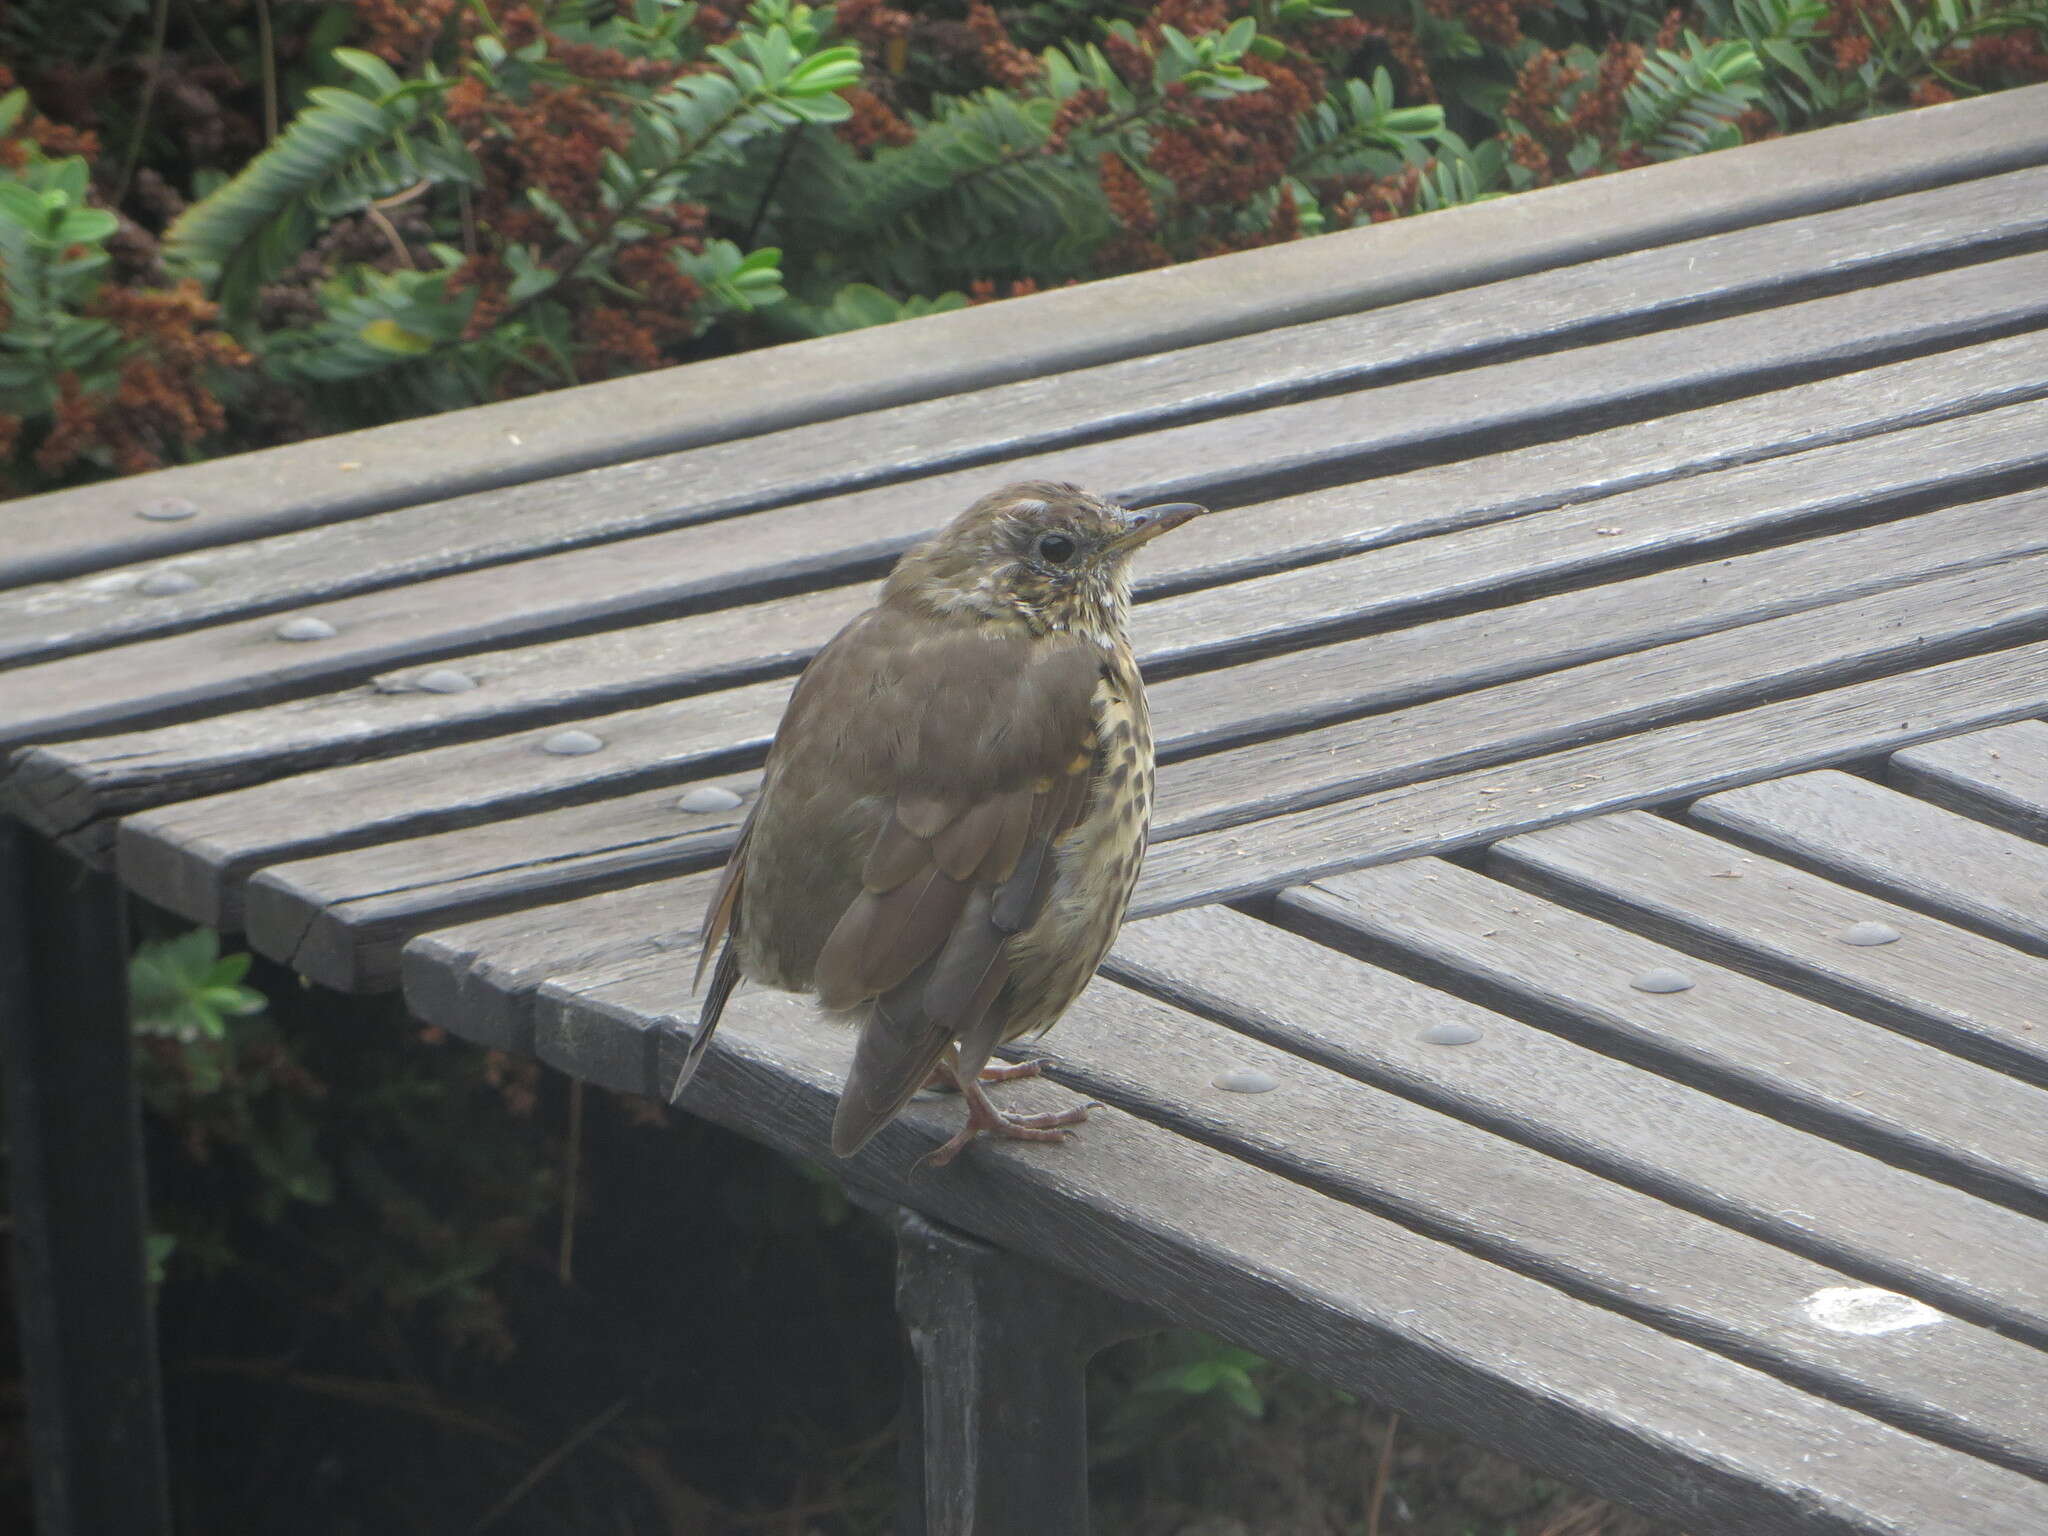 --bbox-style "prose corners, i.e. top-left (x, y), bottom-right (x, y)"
top-left (918, 1058), bottom-right (1048, 1093)
top-left (920, 1066), bottom-right (1094, 1169)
